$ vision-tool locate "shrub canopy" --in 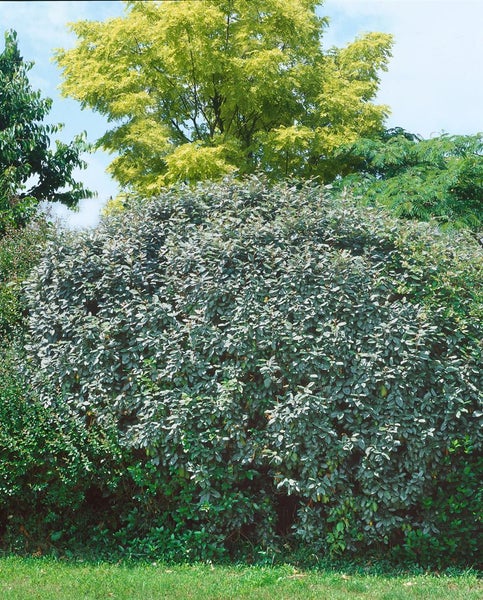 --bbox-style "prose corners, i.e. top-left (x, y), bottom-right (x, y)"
top-left (24, 179), bottom-right (482, 561)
